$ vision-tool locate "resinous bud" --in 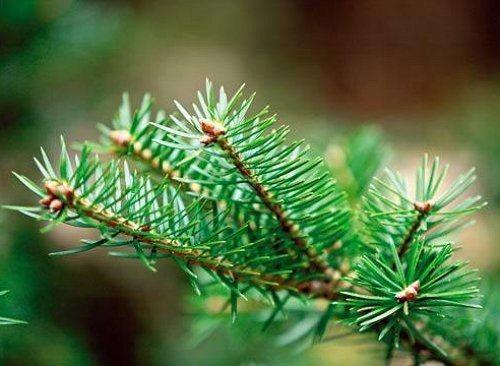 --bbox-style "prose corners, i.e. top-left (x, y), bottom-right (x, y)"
top-left (109, 130), bottom-right (132, 147)
top-left (49, 199), bottom-right (64, 213)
